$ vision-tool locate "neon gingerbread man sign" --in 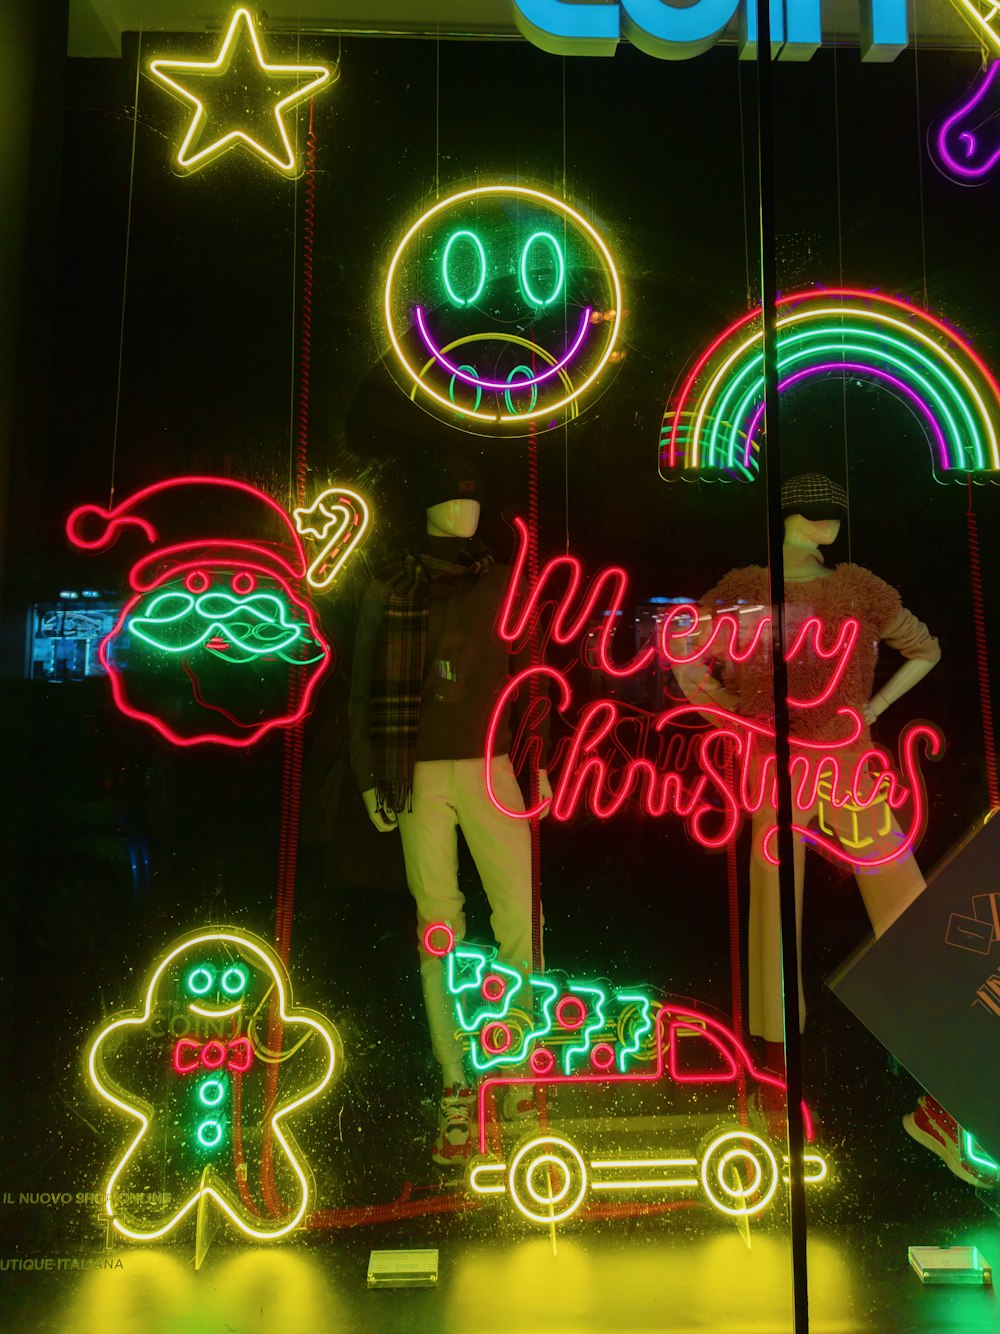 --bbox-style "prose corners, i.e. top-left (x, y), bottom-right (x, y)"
top-left (66, 477), bottom-right (368, 747)
top-left (485, 518), bottom-right (943, 870)
top-left (87, 927), bottom-right (342, 1242)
